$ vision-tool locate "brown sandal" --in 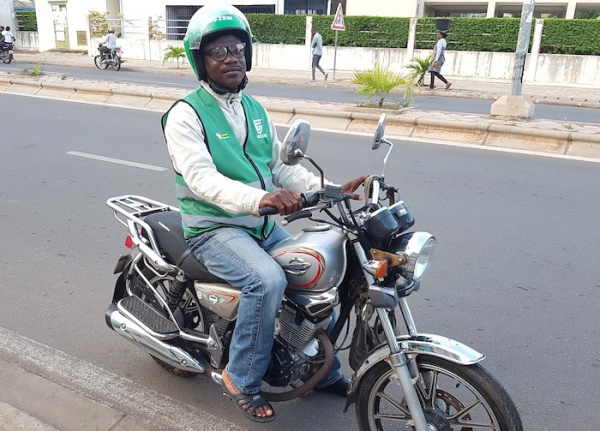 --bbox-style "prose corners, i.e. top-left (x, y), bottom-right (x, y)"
top-left (220, 372), bottom-right (276, 423)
